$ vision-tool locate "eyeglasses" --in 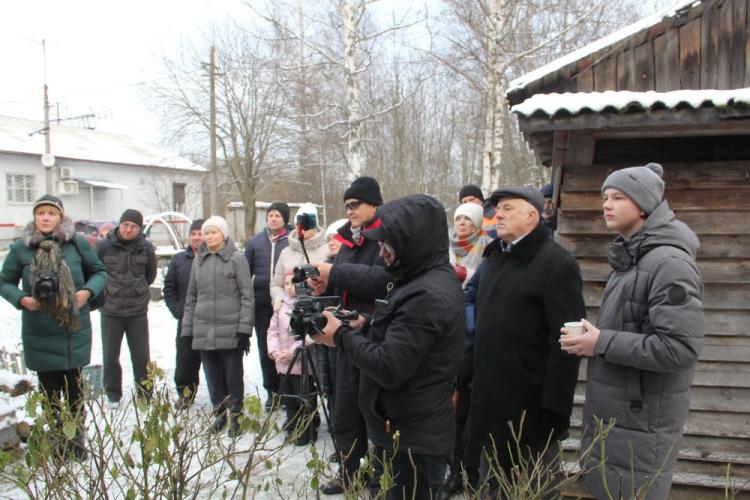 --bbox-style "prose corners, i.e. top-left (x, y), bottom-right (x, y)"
top-left (344, 200), bottom-right (363, 212)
